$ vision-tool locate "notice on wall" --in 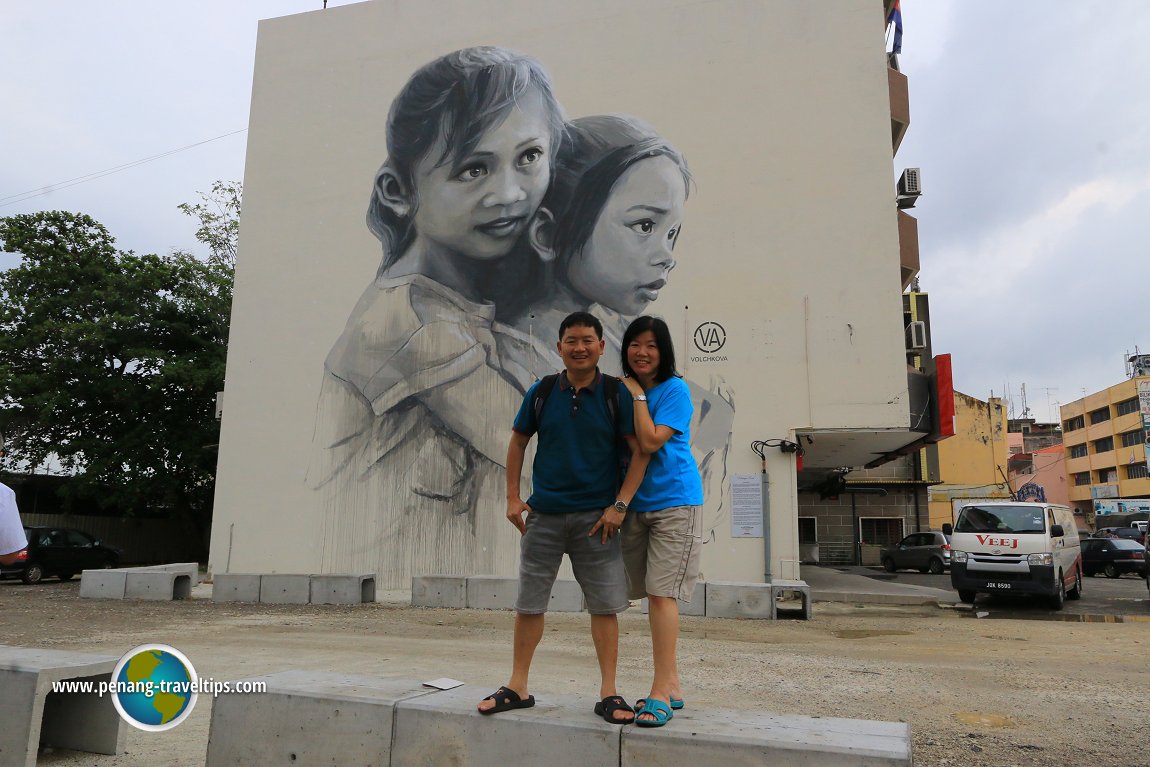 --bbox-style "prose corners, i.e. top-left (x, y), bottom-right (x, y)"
top-left (730, 474), bottom-right (764, 538)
